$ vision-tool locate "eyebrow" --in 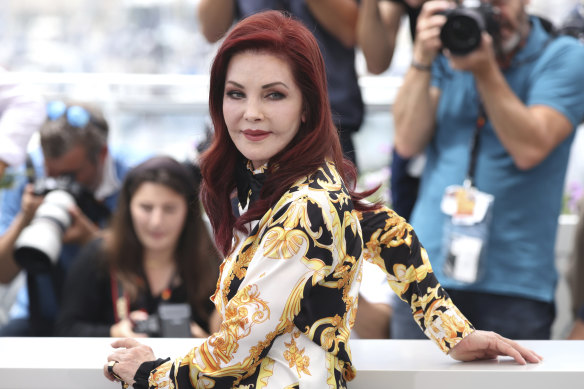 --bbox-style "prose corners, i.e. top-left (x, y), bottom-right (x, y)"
top-left (225, 80), bottom-right (289, 90)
